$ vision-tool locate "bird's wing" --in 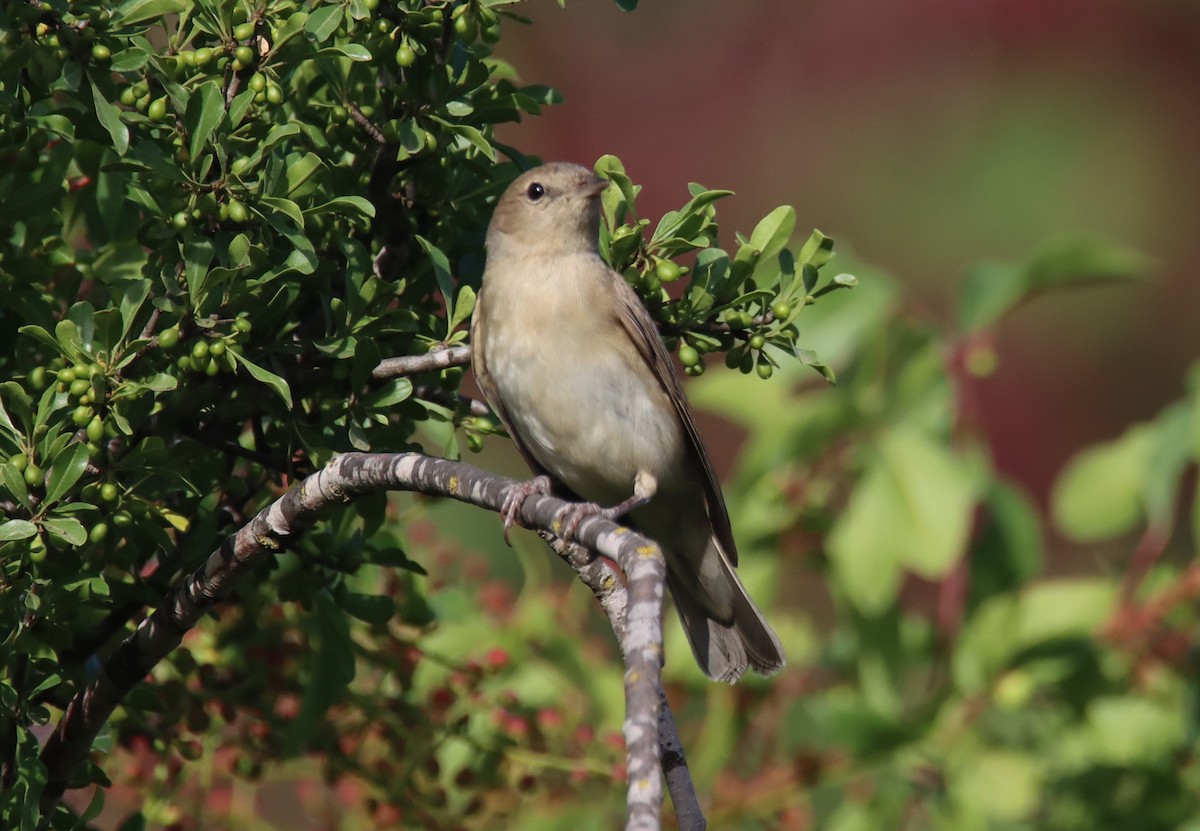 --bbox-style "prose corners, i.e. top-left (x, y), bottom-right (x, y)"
top-left (469, 286), bottom-right (558, 484)
top-left (609, 271), bottom-right (739, 565)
